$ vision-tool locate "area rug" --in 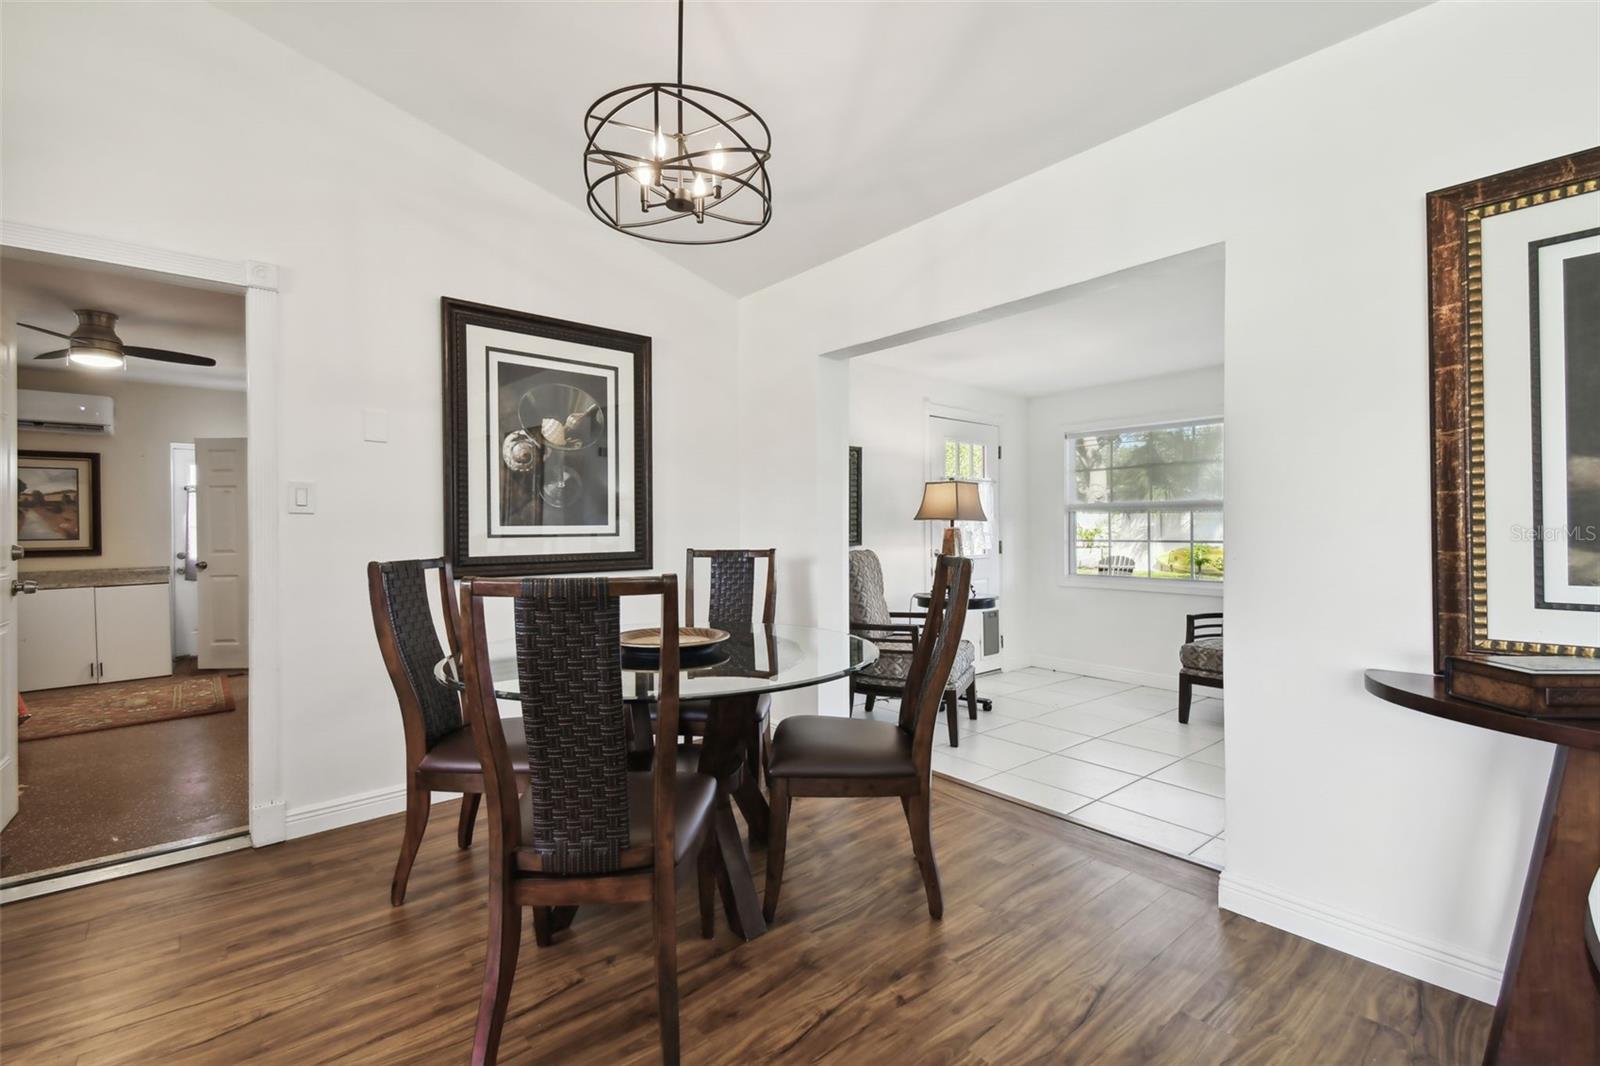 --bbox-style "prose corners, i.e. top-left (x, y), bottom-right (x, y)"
top-left (19, 674), bottom-right (235, 741)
